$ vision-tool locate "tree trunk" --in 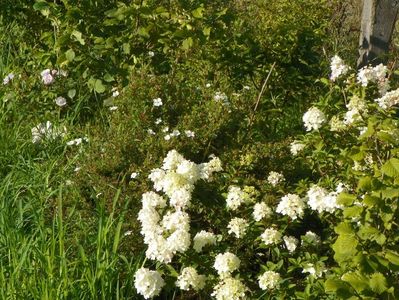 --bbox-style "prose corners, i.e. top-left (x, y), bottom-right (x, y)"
top-left (357, 0), bottom-right (399, 68)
